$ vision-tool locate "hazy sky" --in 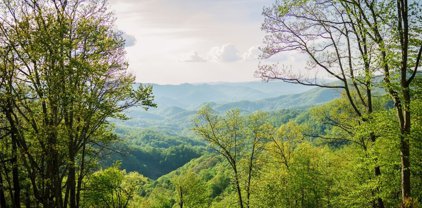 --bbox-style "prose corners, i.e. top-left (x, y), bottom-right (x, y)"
top-left (108, 0), bottom-right (303, 84)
